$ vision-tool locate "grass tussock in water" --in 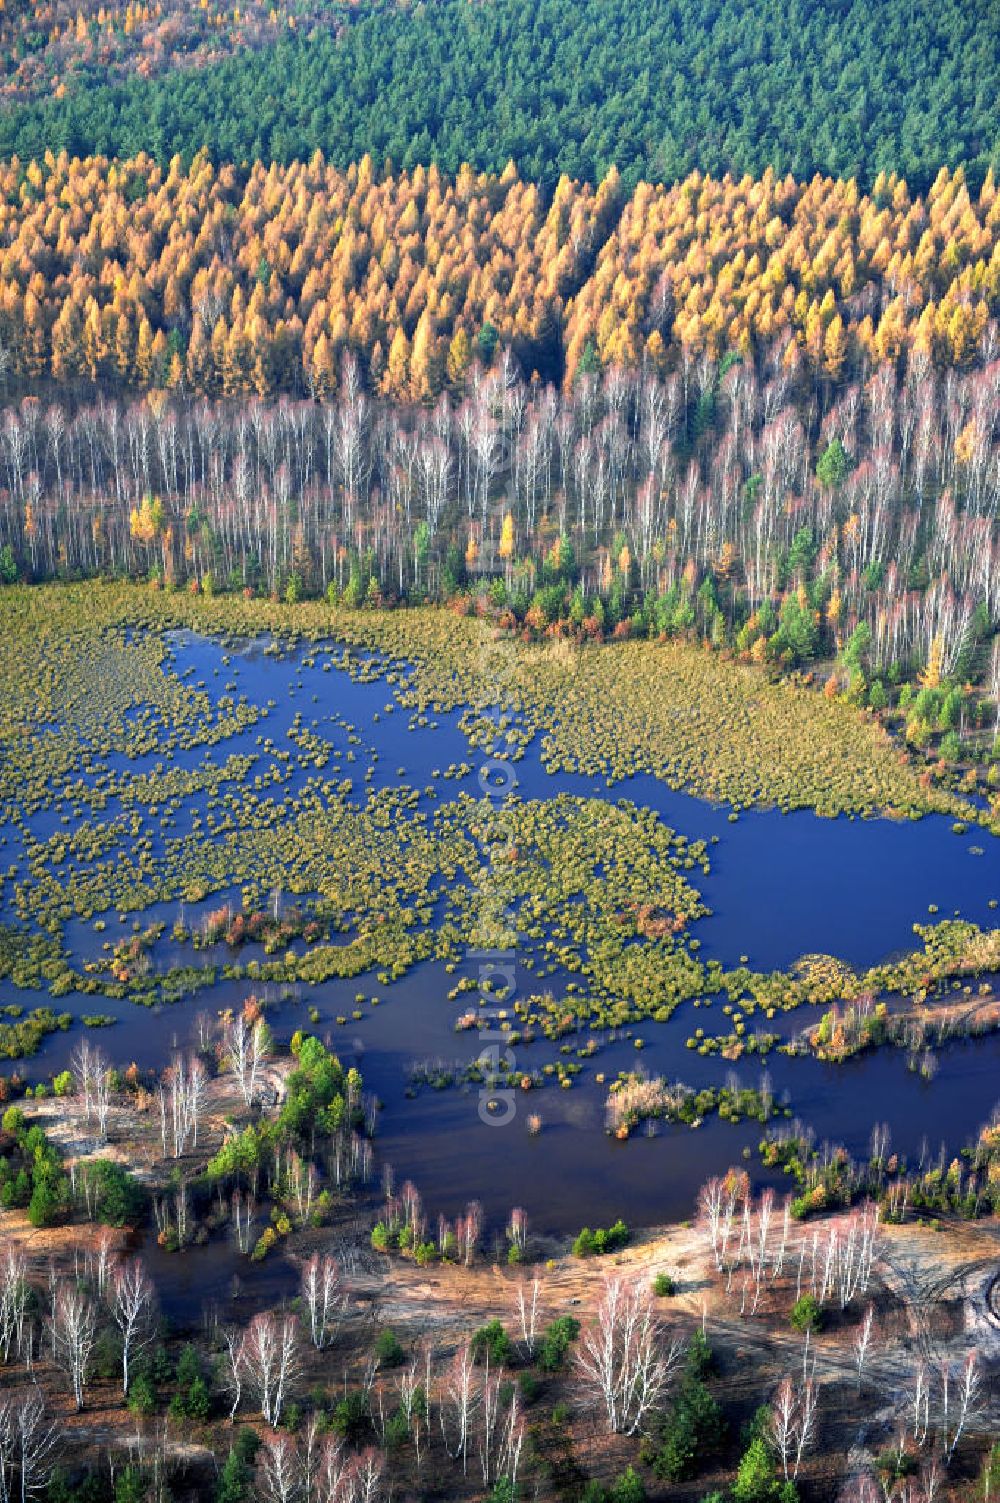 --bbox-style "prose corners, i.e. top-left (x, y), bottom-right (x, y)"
top-left (0, 580), bottom-right (994, 1051)
top-left (120, 586), bottom-right (974, 820)
top-left (3, 581), bottom-right (973, 817)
